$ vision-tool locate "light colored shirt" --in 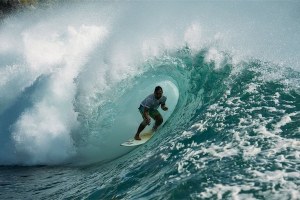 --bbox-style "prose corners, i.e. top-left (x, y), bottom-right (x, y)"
top-left (141, 94), bottom-right (167, 110)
